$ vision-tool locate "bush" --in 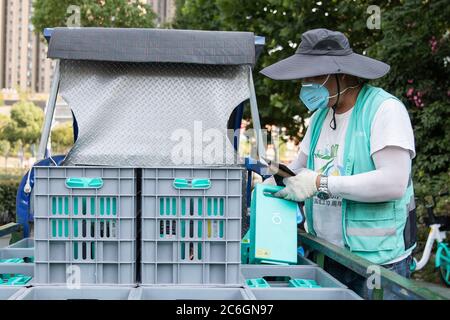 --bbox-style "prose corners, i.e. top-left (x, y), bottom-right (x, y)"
top-left (0, 178), bottom-right (20, 225)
